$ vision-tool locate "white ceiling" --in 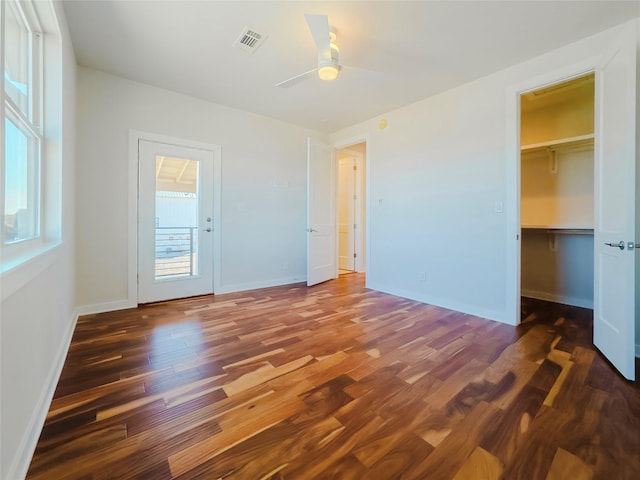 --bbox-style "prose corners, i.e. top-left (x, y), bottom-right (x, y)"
top-left (62, 1), bottom-right (639, 133)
